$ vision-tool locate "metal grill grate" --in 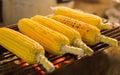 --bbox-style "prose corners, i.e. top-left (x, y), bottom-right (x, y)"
top-left (0, 25), bottom-right (120, 75)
